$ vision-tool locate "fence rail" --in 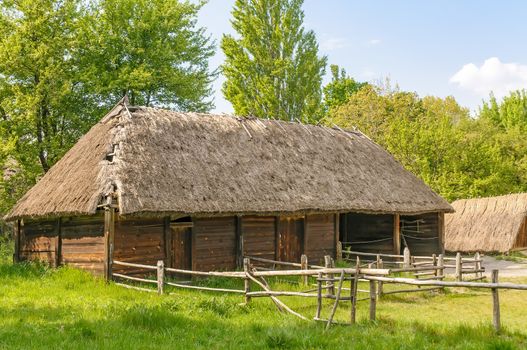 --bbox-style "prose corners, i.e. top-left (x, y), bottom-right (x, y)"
top-left (111, 252), bottom-right (521, 332)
